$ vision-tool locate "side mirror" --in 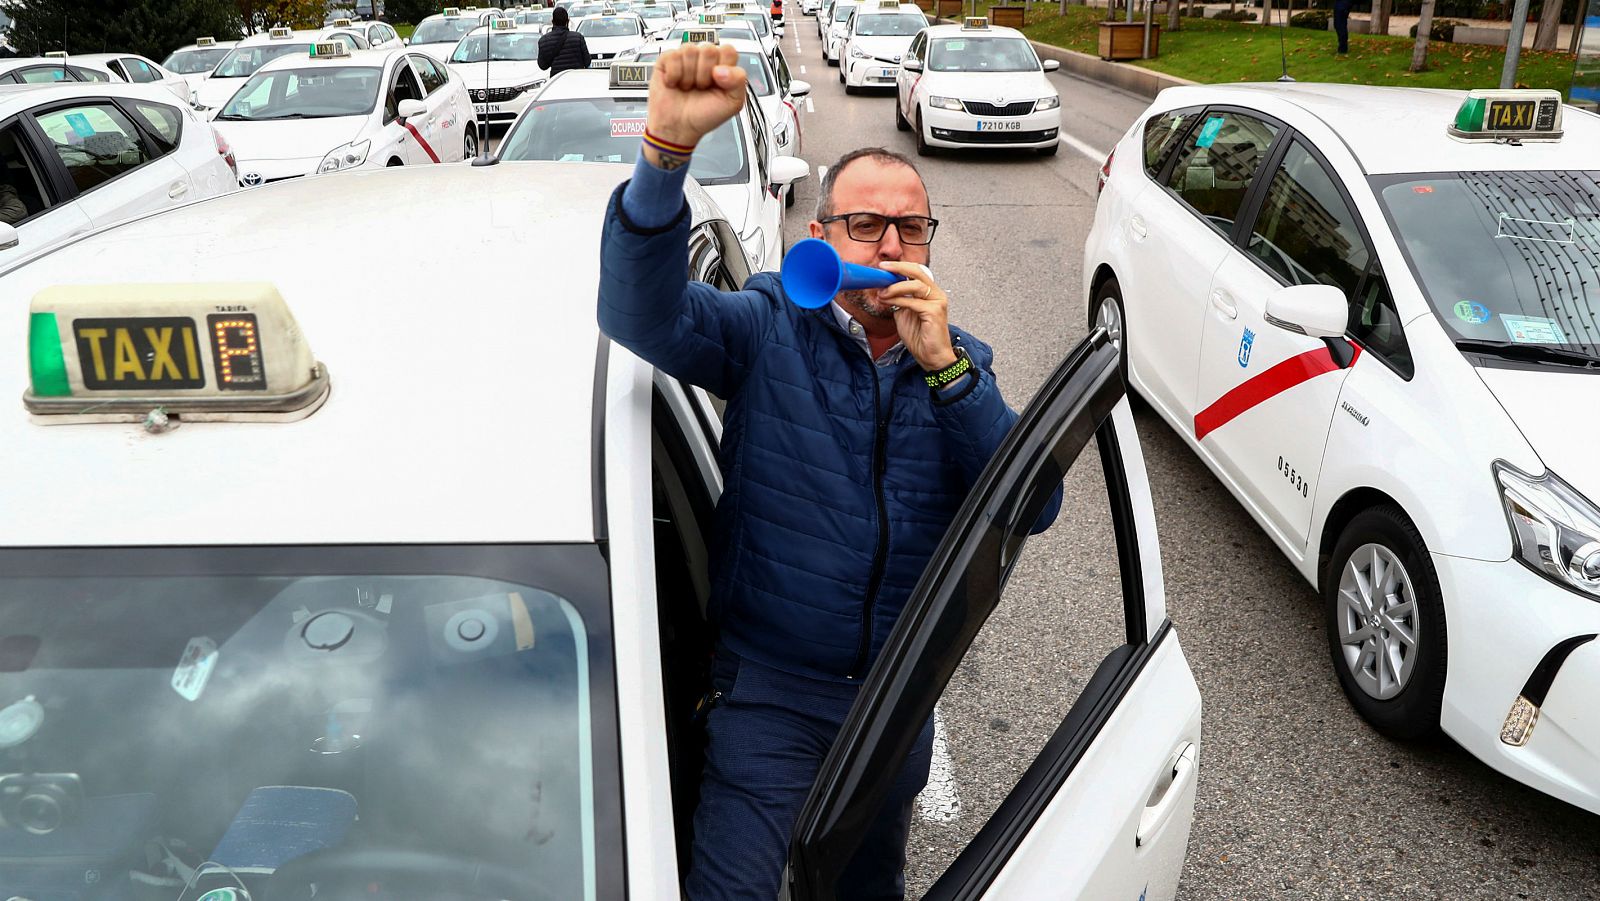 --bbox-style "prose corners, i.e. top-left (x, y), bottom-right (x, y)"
top-left (0, 222), bottom-right (17, 252)
top-left (770, 154), bottom-right (810, 186)
top-left (788, 78), bottom-right (810, 97)
top-left (901, 57), bottom-right (922, 71)
top-left (1265, 284), bottom-right (1348, 339)
top-left (397, 98), bottom-right (428, 120)
top-left (1042, 58), bottom-right (1059, 72)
